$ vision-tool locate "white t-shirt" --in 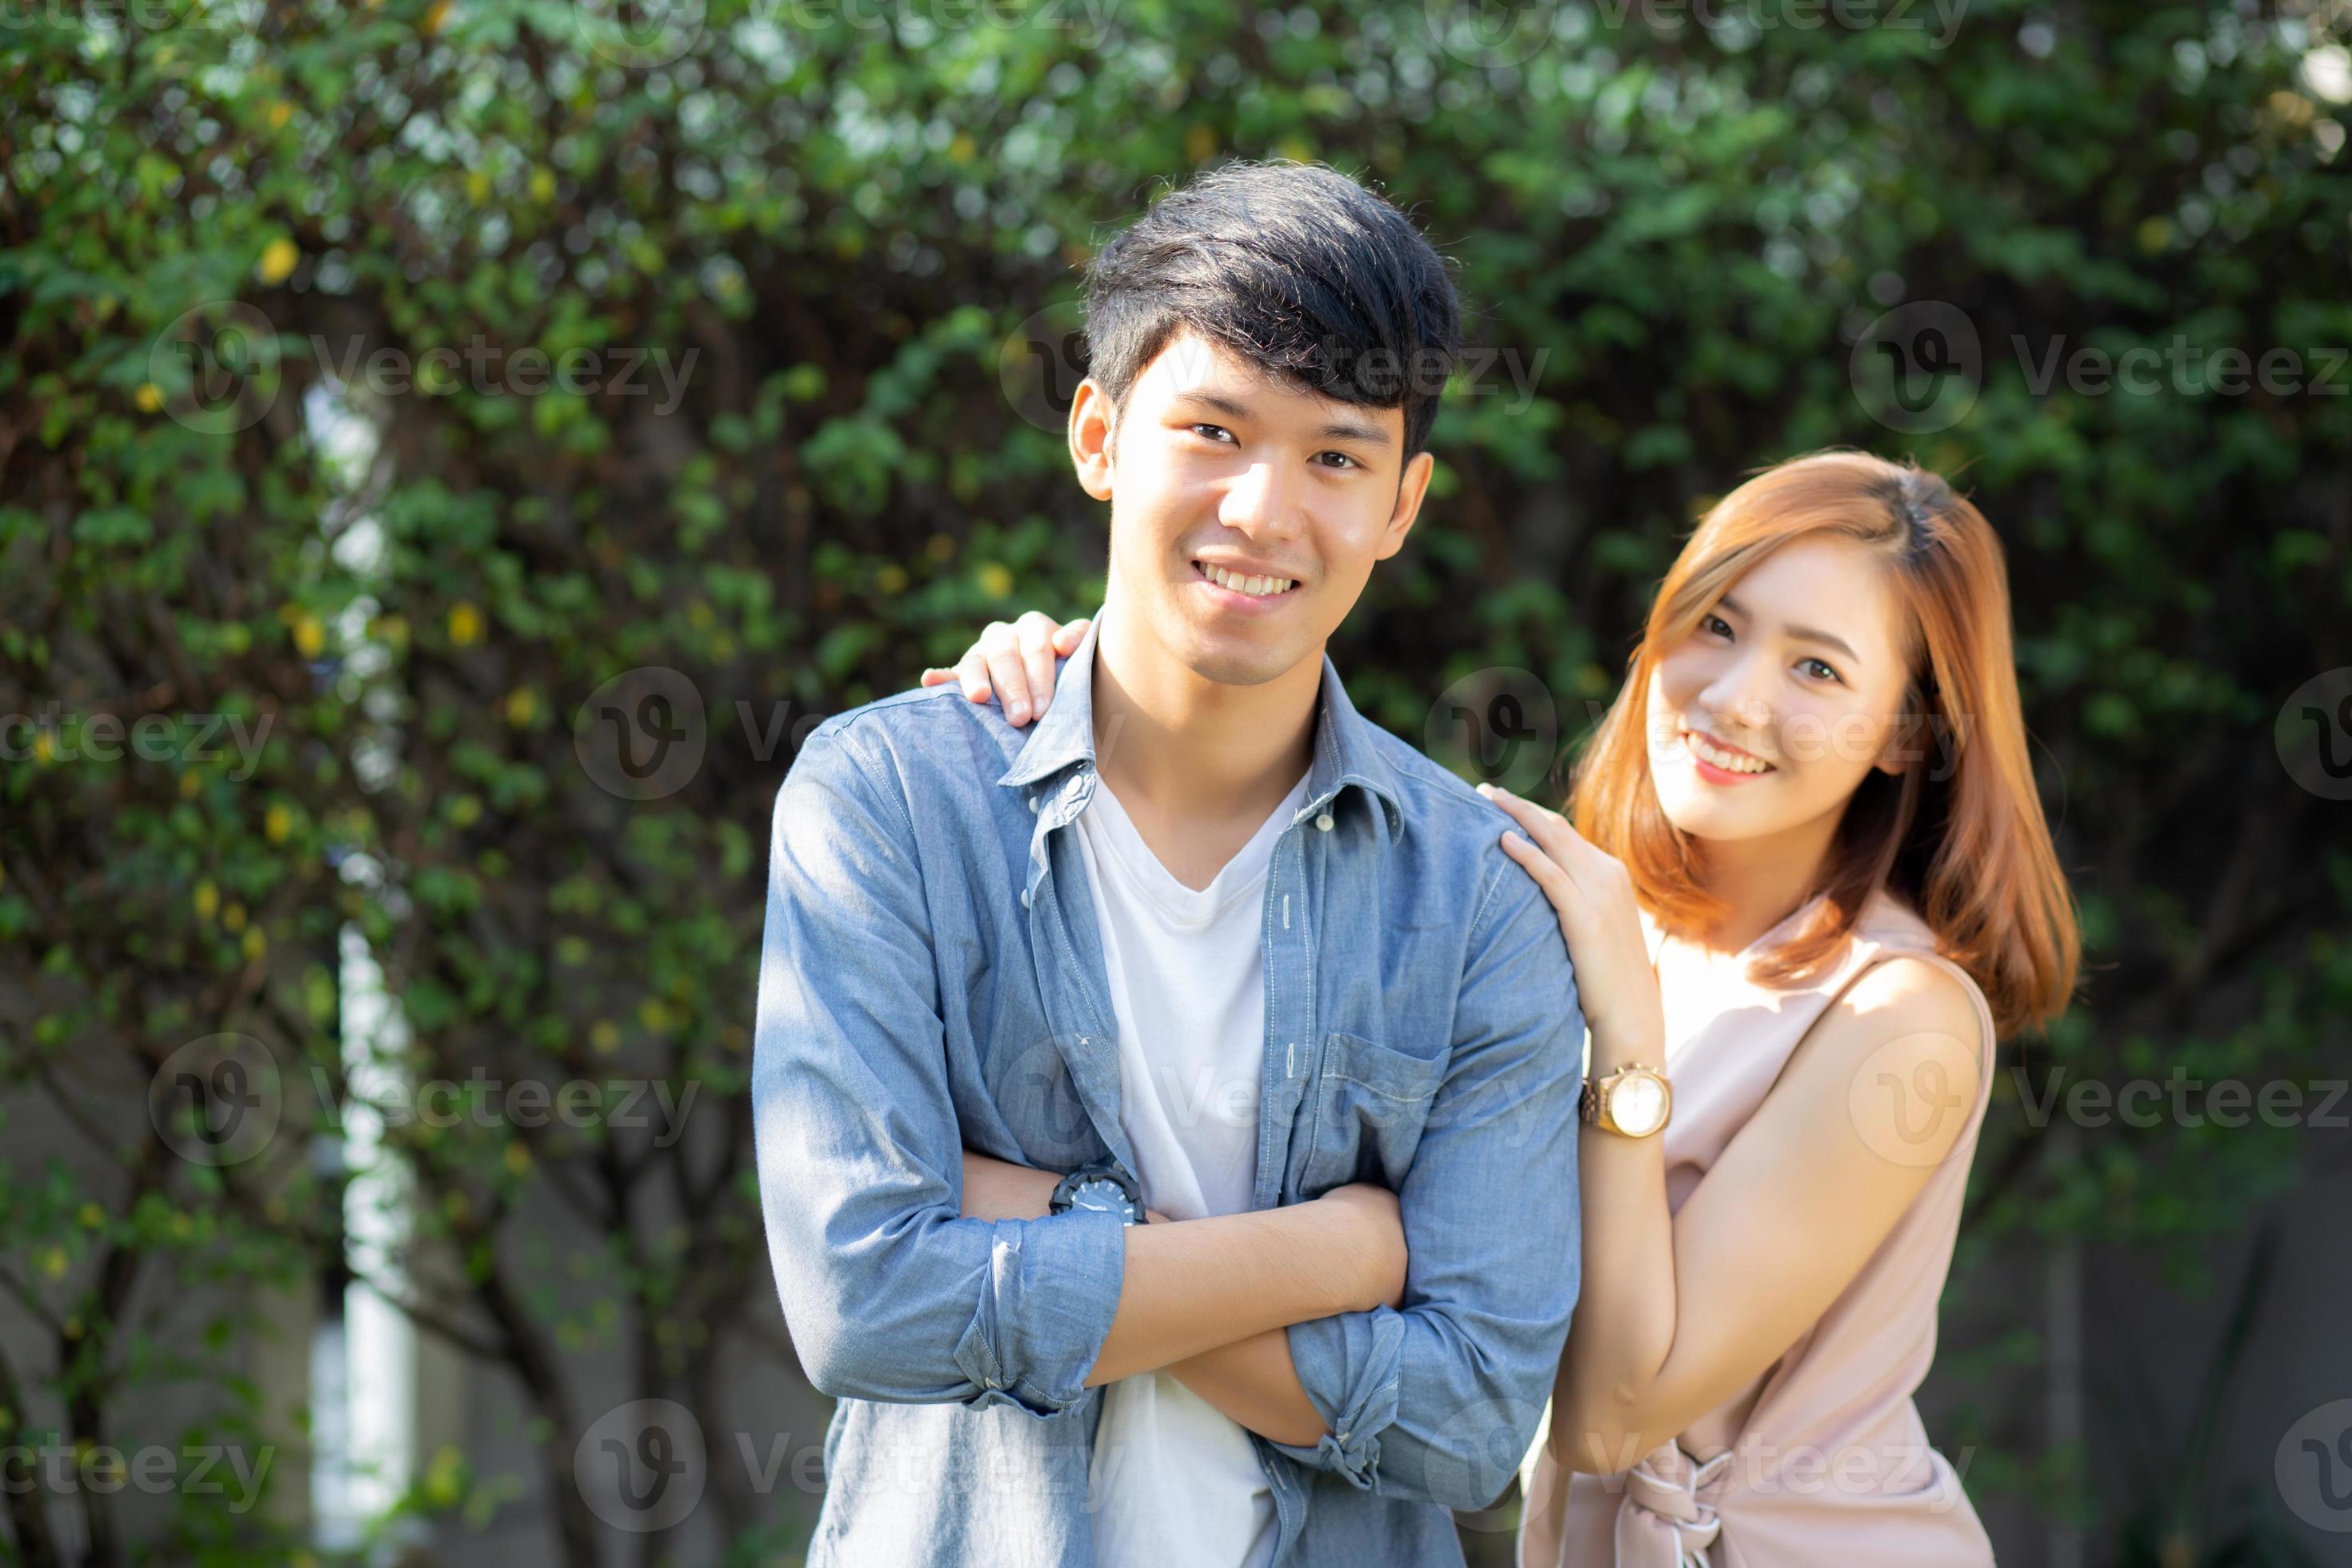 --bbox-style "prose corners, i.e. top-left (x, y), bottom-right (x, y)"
top-left (1076, 770), bottom-right (1310, 1568)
